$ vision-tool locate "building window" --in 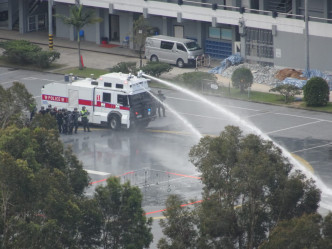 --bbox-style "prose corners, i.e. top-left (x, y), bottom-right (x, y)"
top-left (209, 27), bottom-right (232, 40)
top-left (245, 28), bottom-right (274, 59)
top-left (116, 84), bottom-right (123, 89)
